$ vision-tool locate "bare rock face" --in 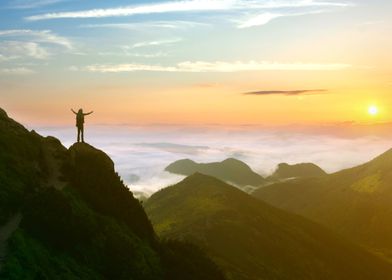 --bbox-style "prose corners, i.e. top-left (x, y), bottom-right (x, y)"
top-left (69, 142), bottom-right (115, 173)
